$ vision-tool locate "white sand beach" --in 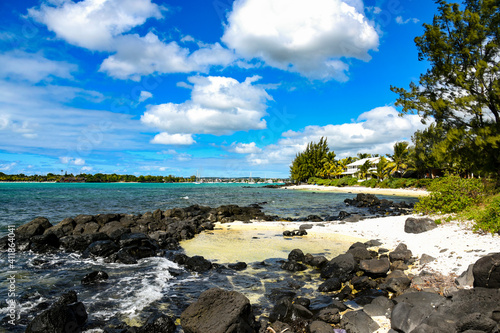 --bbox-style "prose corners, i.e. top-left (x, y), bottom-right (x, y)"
top-left (283, 184), bottom-right (430, 197)
top-left (216, 215), bottom-right (500, 277)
